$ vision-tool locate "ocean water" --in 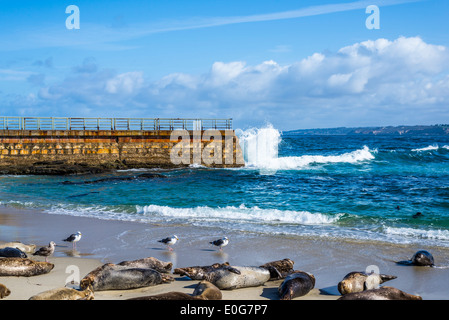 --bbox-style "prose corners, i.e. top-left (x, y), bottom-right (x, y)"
top-left (1, 126), bottom-right (448, 249)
